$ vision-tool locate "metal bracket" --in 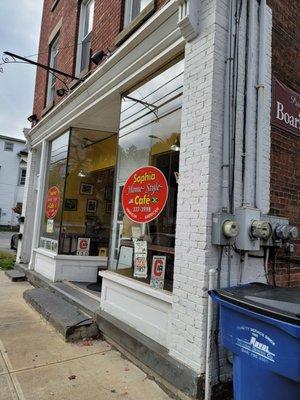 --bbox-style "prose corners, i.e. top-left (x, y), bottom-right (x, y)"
top-left (123, 95), bottom-right (159, 119)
